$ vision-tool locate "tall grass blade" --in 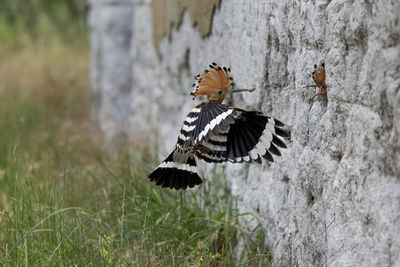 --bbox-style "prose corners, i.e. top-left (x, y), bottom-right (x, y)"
top-left (2, 207), bottom-right (83, 262)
